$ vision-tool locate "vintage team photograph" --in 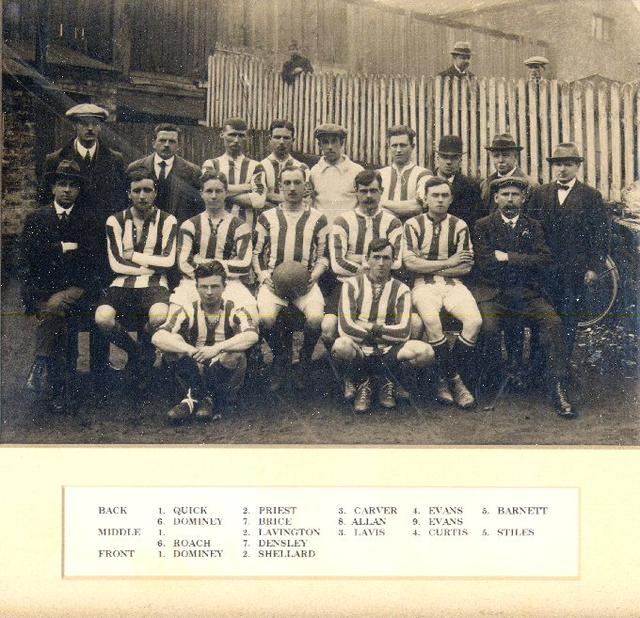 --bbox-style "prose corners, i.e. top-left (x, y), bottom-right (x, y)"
top-left (2, 0), bottom-right (639, 445)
